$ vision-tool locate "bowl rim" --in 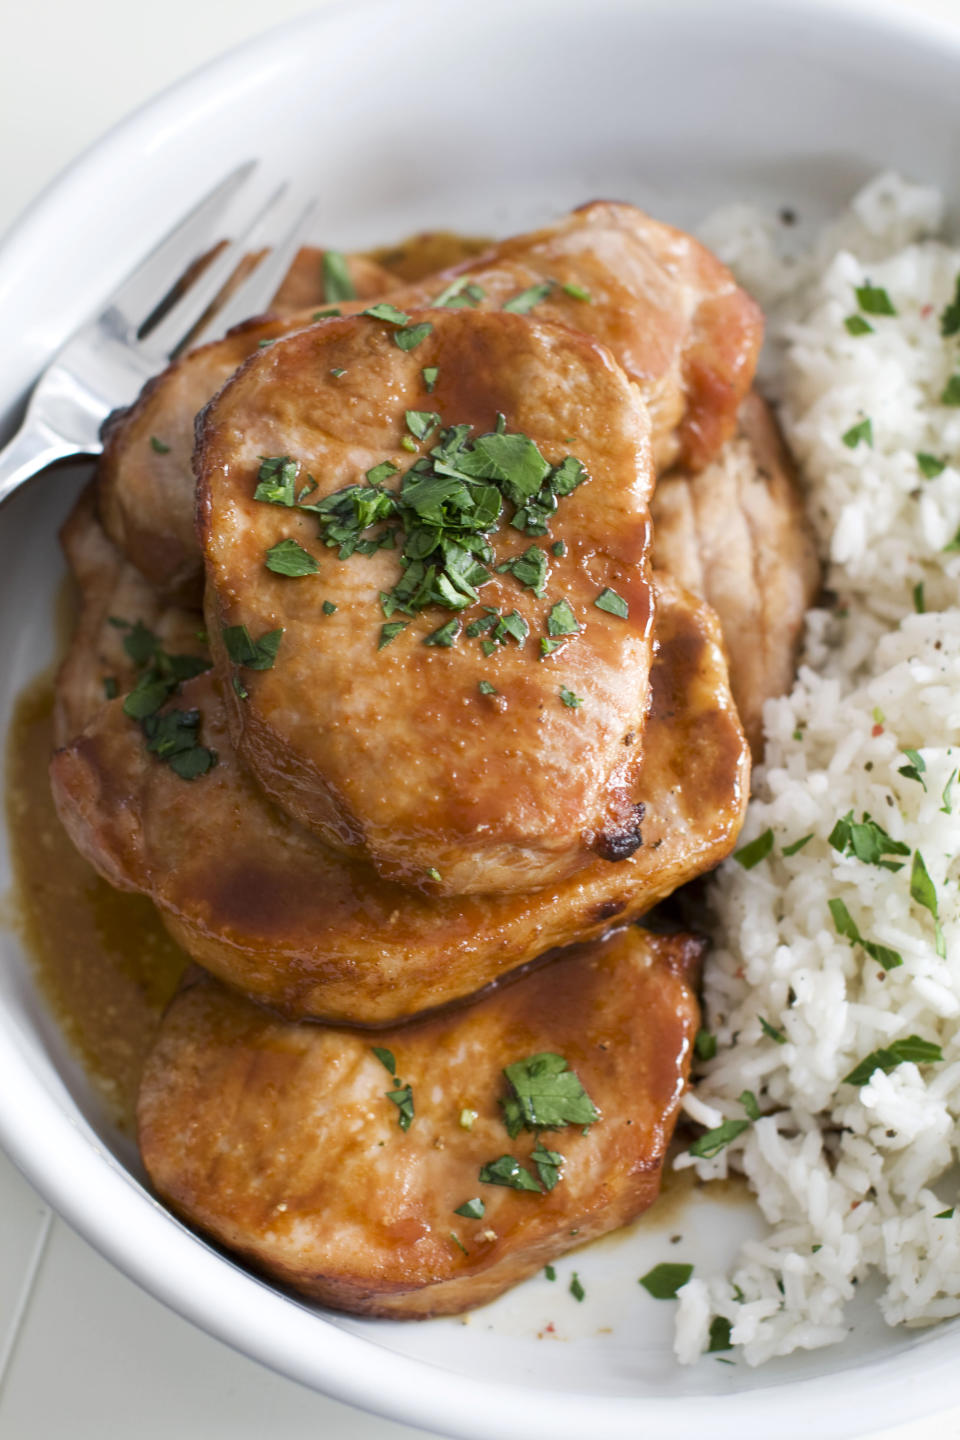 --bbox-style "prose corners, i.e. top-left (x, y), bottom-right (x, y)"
top-left (3, 0), bottom-right (960, 1434)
